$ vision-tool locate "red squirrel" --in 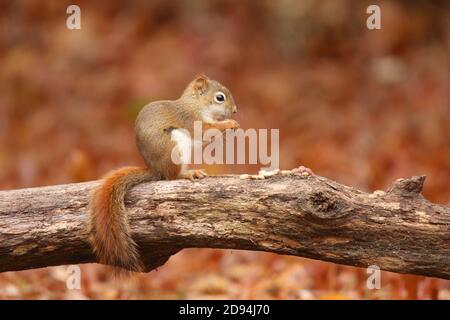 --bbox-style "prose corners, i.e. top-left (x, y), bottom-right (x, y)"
top-left (88, 75), bottom-right (239, 272)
